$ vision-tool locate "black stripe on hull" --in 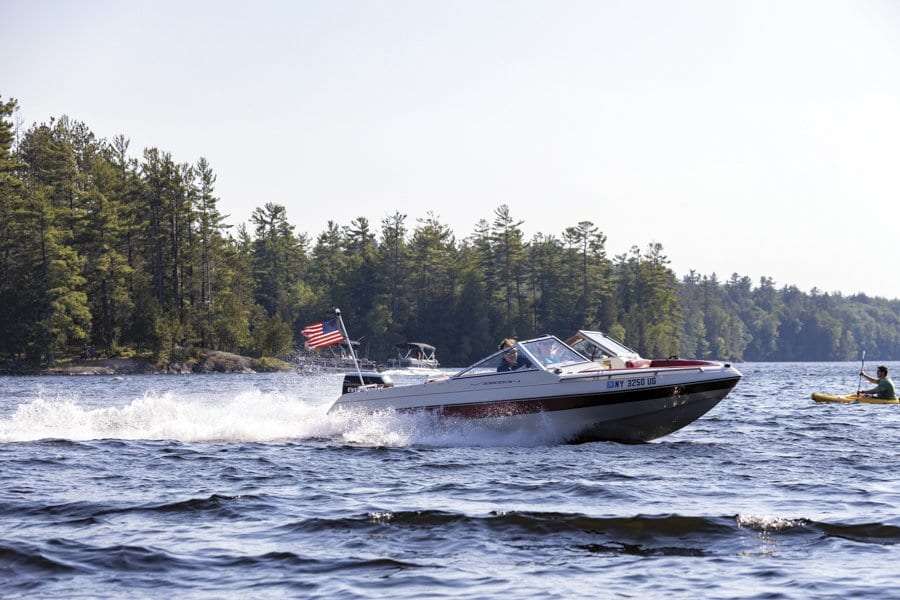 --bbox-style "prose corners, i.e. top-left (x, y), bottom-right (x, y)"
top-left (570, 392), bottom-right (729, 443)
top-left (397, 377), bottom-right (741, 419)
